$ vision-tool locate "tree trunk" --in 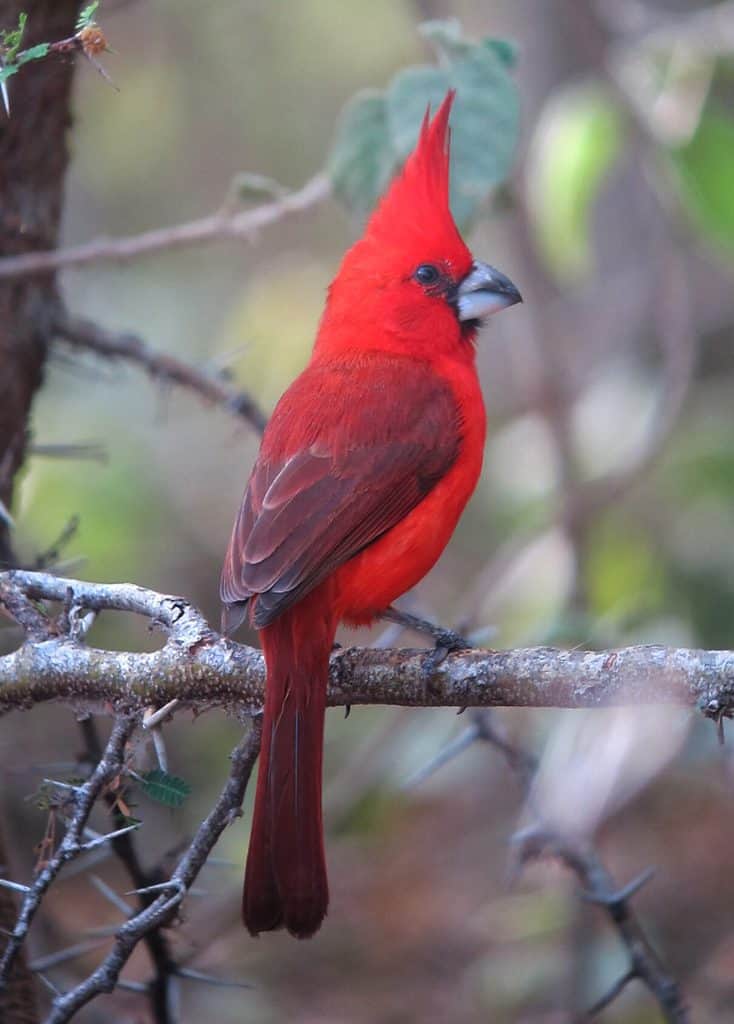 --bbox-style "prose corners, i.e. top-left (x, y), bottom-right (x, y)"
top-left (0, 0), bottom-right (81, 565)
top-left (0, 4), bottom-right (81, 1019)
